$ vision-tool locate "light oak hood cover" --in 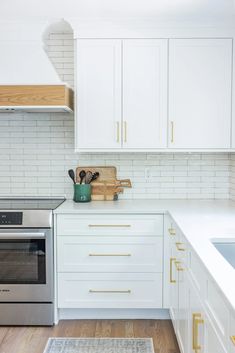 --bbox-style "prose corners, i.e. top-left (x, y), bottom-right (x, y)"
top-left (0, 27), bottom-right (73, 113)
